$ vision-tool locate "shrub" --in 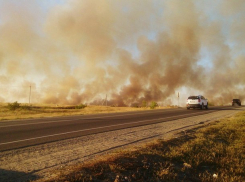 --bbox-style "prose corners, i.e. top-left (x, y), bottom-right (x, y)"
top-left (150, 101), bottom-right (158, 109)
top-left (8, 101), bottom-right (21, 110)
top-left (75, 104), bottom-right (87, 109)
